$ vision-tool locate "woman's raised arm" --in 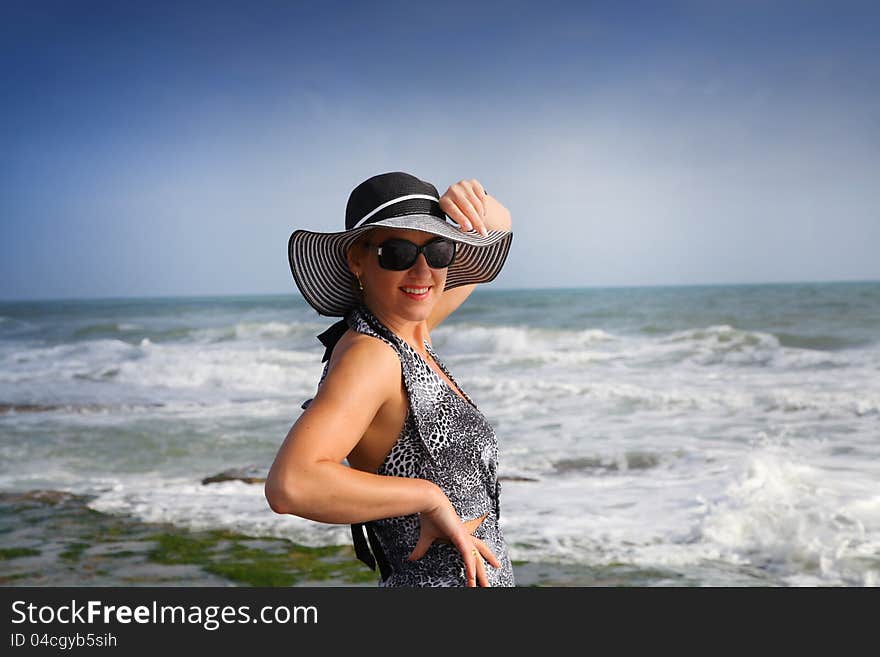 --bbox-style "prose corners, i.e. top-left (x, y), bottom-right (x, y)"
top-left (429, 179), bottom-right (512, 330)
